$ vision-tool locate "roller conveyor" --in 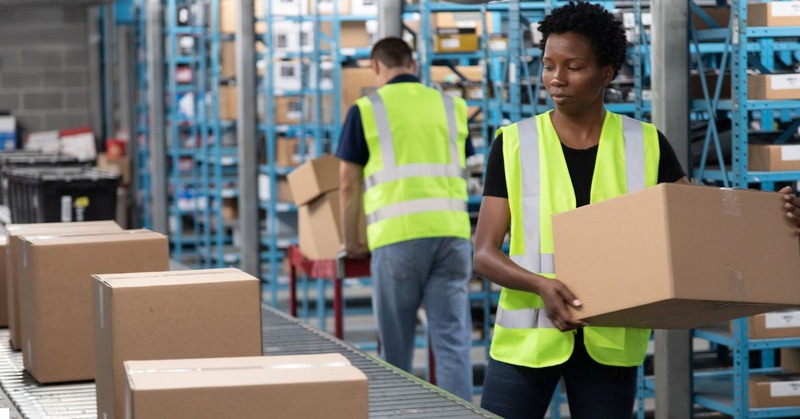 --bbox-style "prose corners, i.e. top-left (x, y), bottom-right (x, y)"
top-left (0, 304), bottom-right (497, 418)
